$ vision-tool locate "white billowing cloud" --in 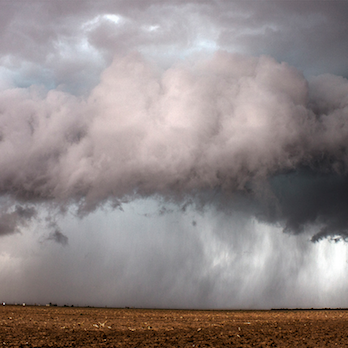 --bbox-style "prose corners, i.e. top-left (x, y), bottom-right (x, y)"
top-left (0, 52), bottom-right (309, 208)
top-left (0, 51), bottom-right (348, 240)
